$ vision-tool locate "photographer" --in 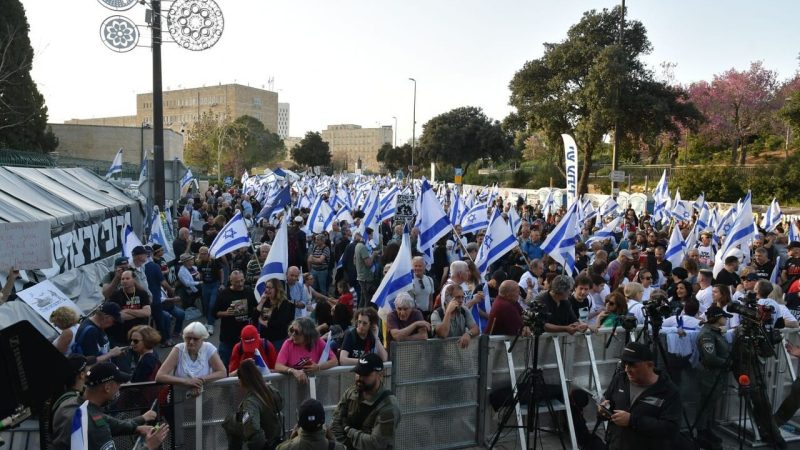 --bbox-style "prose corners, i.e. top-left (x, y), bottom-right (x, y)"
top-left (695, 306), bottom-right (732, 450)
top-left (754, 279), bottom-right (798, 328)
top-left (598, 342), bottom-right (682, 450)
top-left (537, 275), bottom-right (588, 335)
